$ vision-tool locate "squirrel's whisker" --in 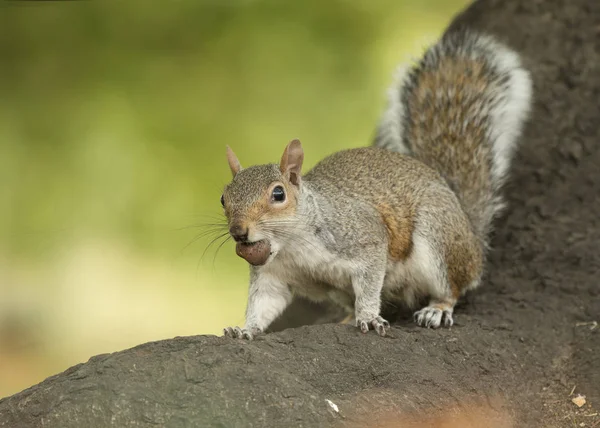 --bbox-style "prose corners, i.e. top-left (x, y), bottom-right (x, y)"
top-left (180, 227), bottom-right (229, 255)
top-left (212, 235), bottom-right (232, 268)
top-left (199, 231), bottom-right (231, 263)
